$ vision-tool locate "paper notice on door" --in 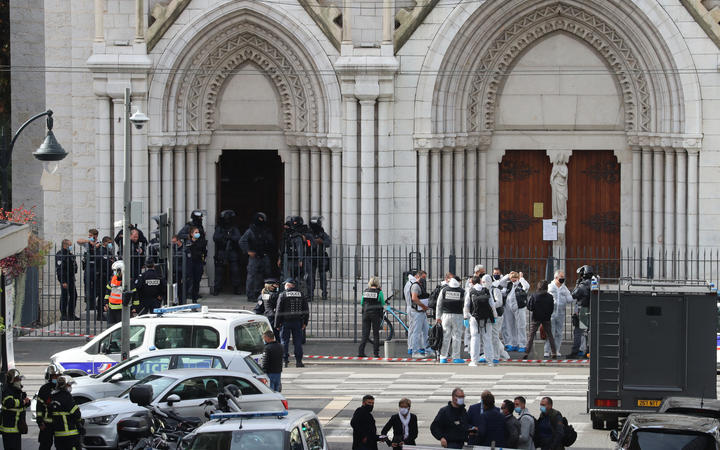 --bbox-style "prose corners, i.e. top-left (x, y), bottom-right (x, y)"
top-left (543, 219), bottom-right (558, 241)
